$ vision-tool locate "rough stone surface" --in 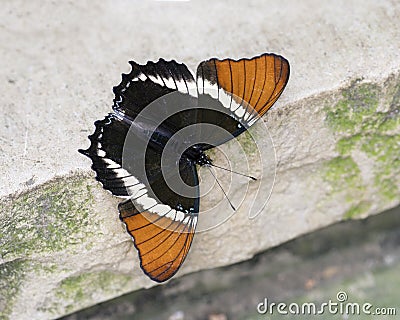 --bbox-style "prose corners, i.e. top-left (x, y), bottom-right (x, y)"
top-left (62, 206), bottom-right (400, 320)
top-left (1, 1), bottom-right (399, 319)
